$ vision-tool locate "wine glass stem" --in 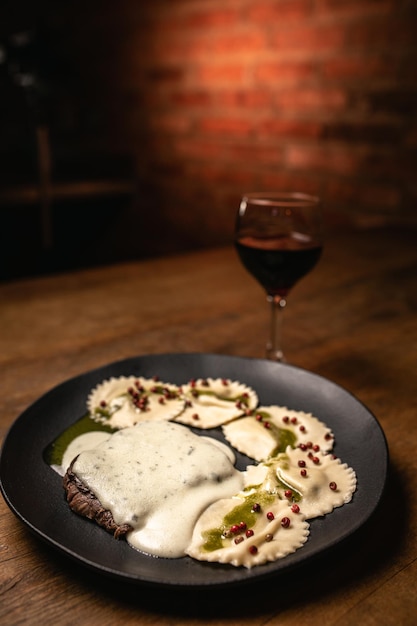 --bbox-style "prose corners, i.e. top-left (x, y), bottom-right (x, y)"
top-left (266, 294), bottom-right (287, 361)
